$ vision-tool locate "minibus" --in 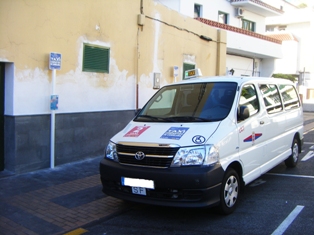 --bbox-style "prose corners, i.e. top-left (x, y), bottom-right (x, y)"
top-left (100, 72), bottom-right (303, 214)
